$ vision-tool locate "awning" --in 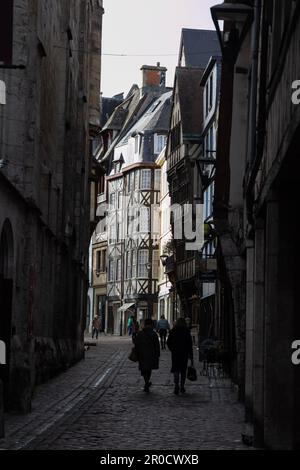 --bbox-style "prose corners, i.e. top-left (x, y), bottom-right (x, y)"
top-left (118, 303), bottom-right (135, 312)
